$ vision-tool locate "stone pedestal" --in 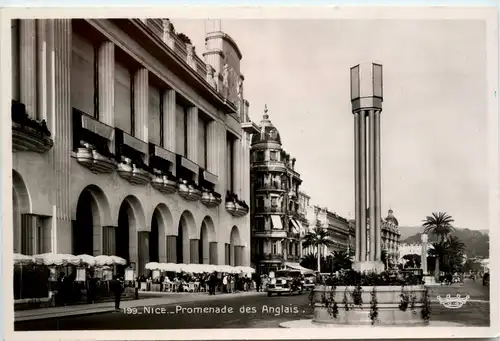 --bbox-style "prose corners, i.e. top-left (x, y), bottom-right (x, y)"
top-left (352, 260), bottom-right (385, 274)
